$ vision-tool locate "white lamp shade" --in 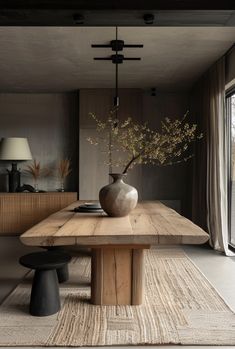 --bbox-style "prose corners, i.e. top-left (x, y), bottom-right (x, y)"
top-left (0, 137), bottom-right (32, 161)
